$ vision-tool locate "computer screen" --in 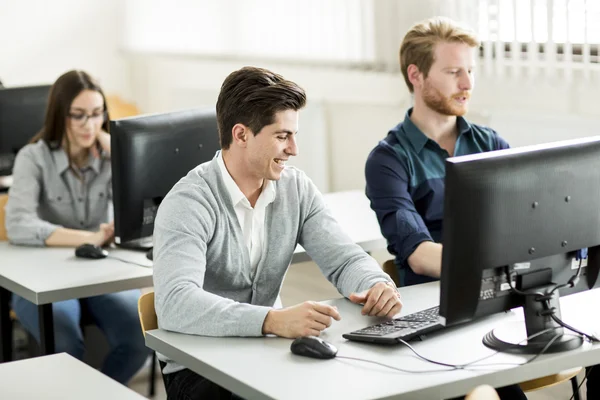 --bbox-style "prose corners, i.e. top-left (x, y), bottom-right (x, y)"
top-left (0, 85), bottom-right (51, 176)
top-left (110, 108), bottom-right (220, 248)
top-left (440, 136), bottom-right (600, 354)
